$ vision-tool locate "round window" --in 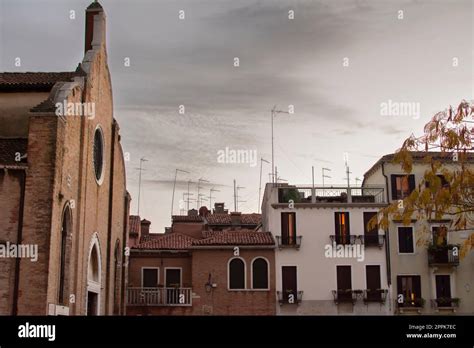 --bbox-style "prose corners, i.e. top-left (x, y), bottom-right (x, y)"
top-left (93, 127), bottom-right (104, 183)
